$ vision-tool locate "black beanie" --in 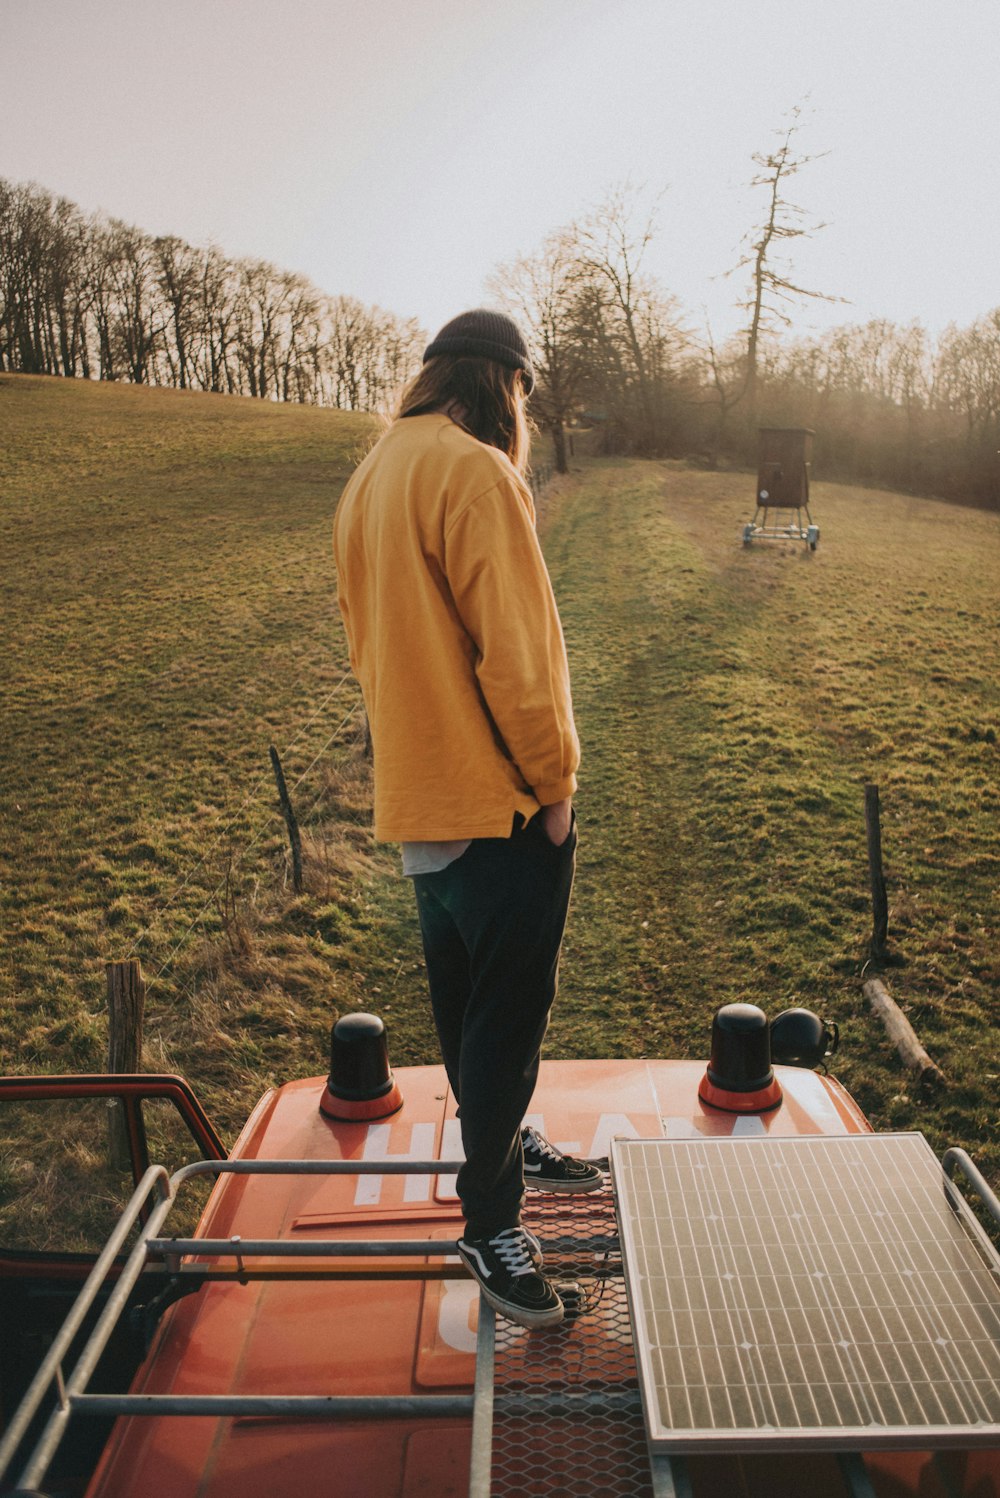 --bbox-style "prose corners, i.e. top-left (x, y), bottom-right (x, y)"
top-left (423, 309), bottom-right (534, 395)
